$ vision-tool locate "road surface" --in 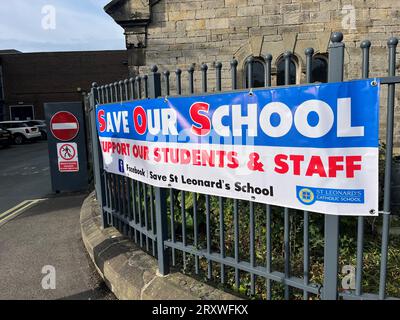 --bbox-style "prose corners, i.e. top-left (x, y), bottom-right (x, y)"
top-left (0, 141), bottom-right (51, 213)
top-left (0, 141), bottom-right (115, 300)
